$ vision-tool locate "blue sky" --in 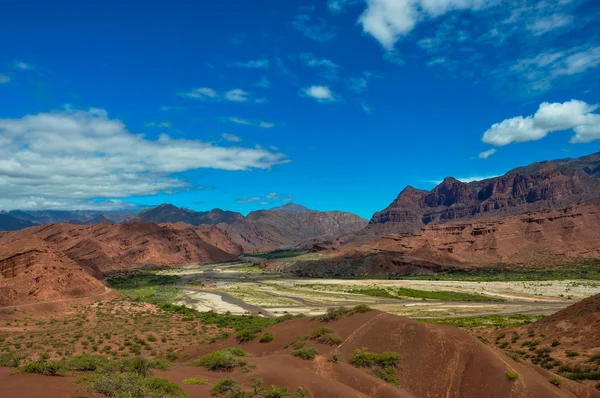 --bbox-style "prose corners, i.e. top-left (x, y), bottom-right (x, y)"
top-left (1, 0), bottom-right (600, 219)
